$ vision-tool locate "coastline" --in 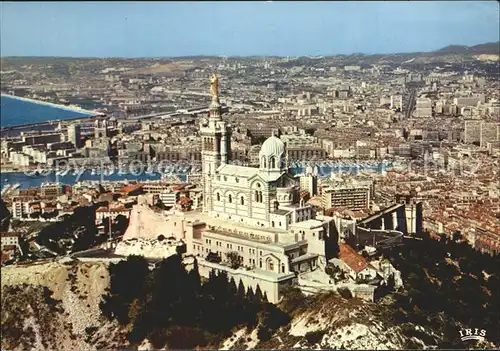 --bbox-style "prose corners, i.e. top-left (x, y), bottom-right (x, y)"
top-left (1, 93), bottom-right (104, 117)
